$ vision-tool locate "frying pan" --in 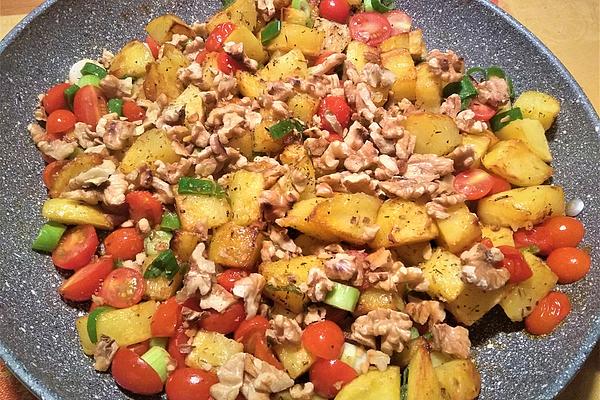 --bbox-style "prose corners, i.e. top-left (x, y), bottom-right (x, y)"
top-left (0, 0), bottom-right (598, 399)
